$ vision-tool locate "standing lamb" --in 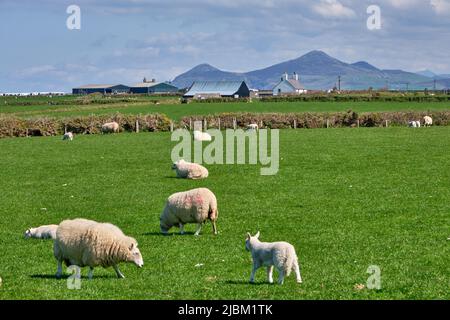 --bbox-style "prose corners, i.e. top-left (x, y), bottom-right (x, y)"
top-left (102, 122), bottom-right (120, 134)
top-left (424, 116), bottom-right (433, 127)
top-left (245, 232), bottom-right (302, 285)
top-left (172, 159), bottom-right (209, 180)
top-left (246, 123), bottom-right (259, 131)
top-left (160, 188), bottom-right (218, 236)
top-left (62, 132), bottom-right (74, 141)
top-left (193, 130), bottom-right (212, 141)
top-left (54, 219), bottom-right (144, 279)
top-left (24, 225), bottom-right (59, 240)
